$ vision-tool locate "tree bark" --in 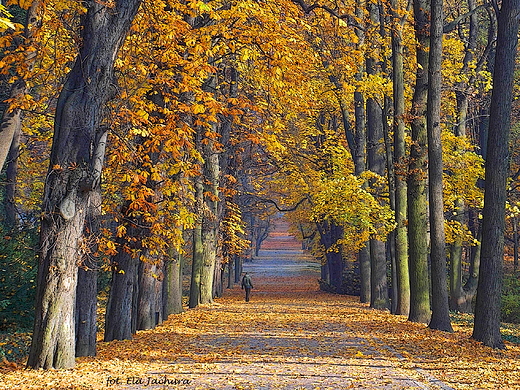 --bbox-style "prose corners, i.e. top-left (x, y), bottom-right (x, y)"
top-left (427, 0), bottom-right (453, 332)
top-left (200, 134), bottom-right (220, 304)
top-left (75, 263), bottom-right (97, 357)
top-left (365, 1), bottom-right (389, 311)
top-left (27, 0), bottom-right (141, 369)
top-left (163, 250), bottom-right (184, 318)
top-left (390, 0), bottom-right (410, 317)
top-left (317, 220), bottom-right (344, 291)
top-left (189, 173), bottom-right (204, 308)
top-left (407, 0), bottom-right (431, 324)
top-left (104, 230), bottom-right (140, 341)
top-left (353, 0), bottom-right (370, 305)
top-left (458, 225), bottom-right (481, 313)
top-left (234, 254), bottom-right (242, 284)
top-left (472, 0), bottom-right (520, 349)
top-left (449, 199), bottom-right (465, 311)
top-left (450, 0), bottom-right (477, 312)
top-left (4, 123), bottom-right (20, 227)
top-left (514, 216), bottom-right (518, 273)
top-left (0, 1), bottom-right (41, 172)
top-left (75, 182), bottom-right (103, 357)
top-left (137, 261), bottom-right (158, 330)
